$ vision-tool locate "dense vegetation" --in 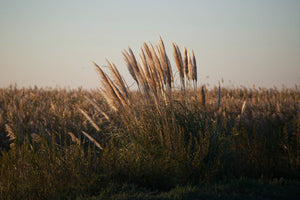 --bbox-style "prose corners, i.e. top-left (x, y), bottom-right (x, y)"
top-left (0, 84), bottom-right (299, 199)
top-left (0, 38), bottom-right (299, 199)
